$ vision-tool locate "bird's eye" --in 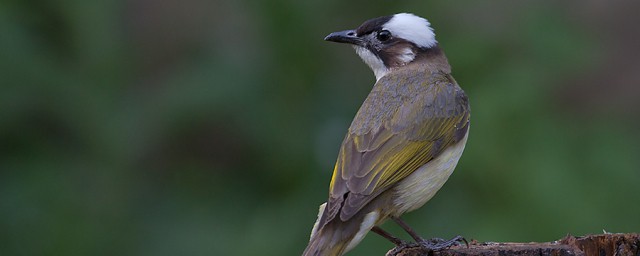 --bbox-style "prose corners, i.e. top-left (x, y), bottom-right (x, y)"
top-left (377, 30), bottom-right (391, 42)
